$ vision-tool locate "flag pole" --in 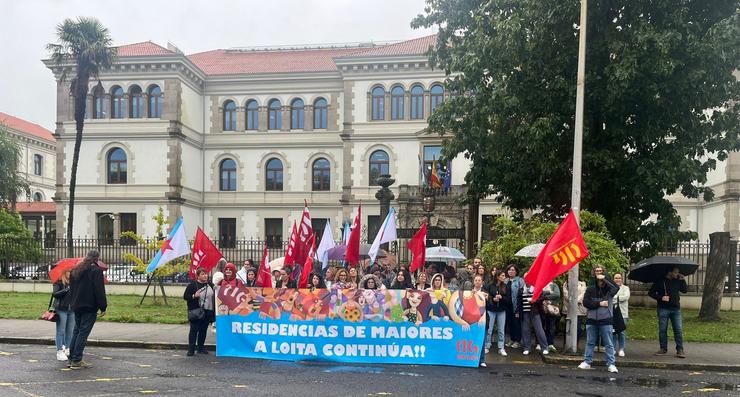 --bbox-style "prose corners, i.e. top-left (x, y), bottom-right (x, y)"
top-left (566, 0), bottom-right (588, 355)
